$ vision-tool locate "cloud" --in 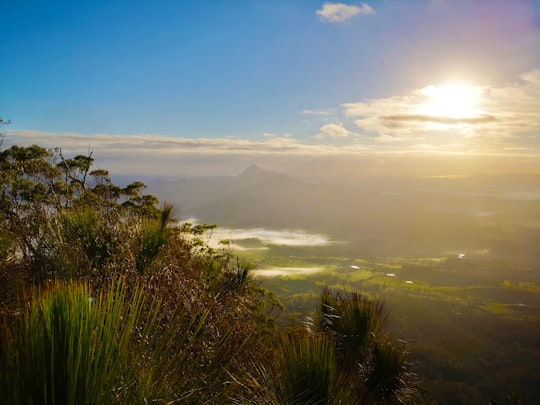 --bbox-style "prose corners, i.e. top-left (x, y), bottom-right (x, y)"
top-left (316, 2), bottom-right (374, 23)
top-left (206, 227), bottom-right (333, 249)
top-left (2, 130), bottom-right (372, 178)
top-left (300, 108), bottom-right (336, 116)
top-left (342, 70), bottom-right (540, 151)
top-left (4, 71), bottom-right (539, 178)
top-left (3, 131), bottom-right (308, 155)
top-left (380, 114), bottom-right (497, 125)
top-left (315, 123), bottom-right (354, 139)
top-left (4, 128), bottom-right (538, 179)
